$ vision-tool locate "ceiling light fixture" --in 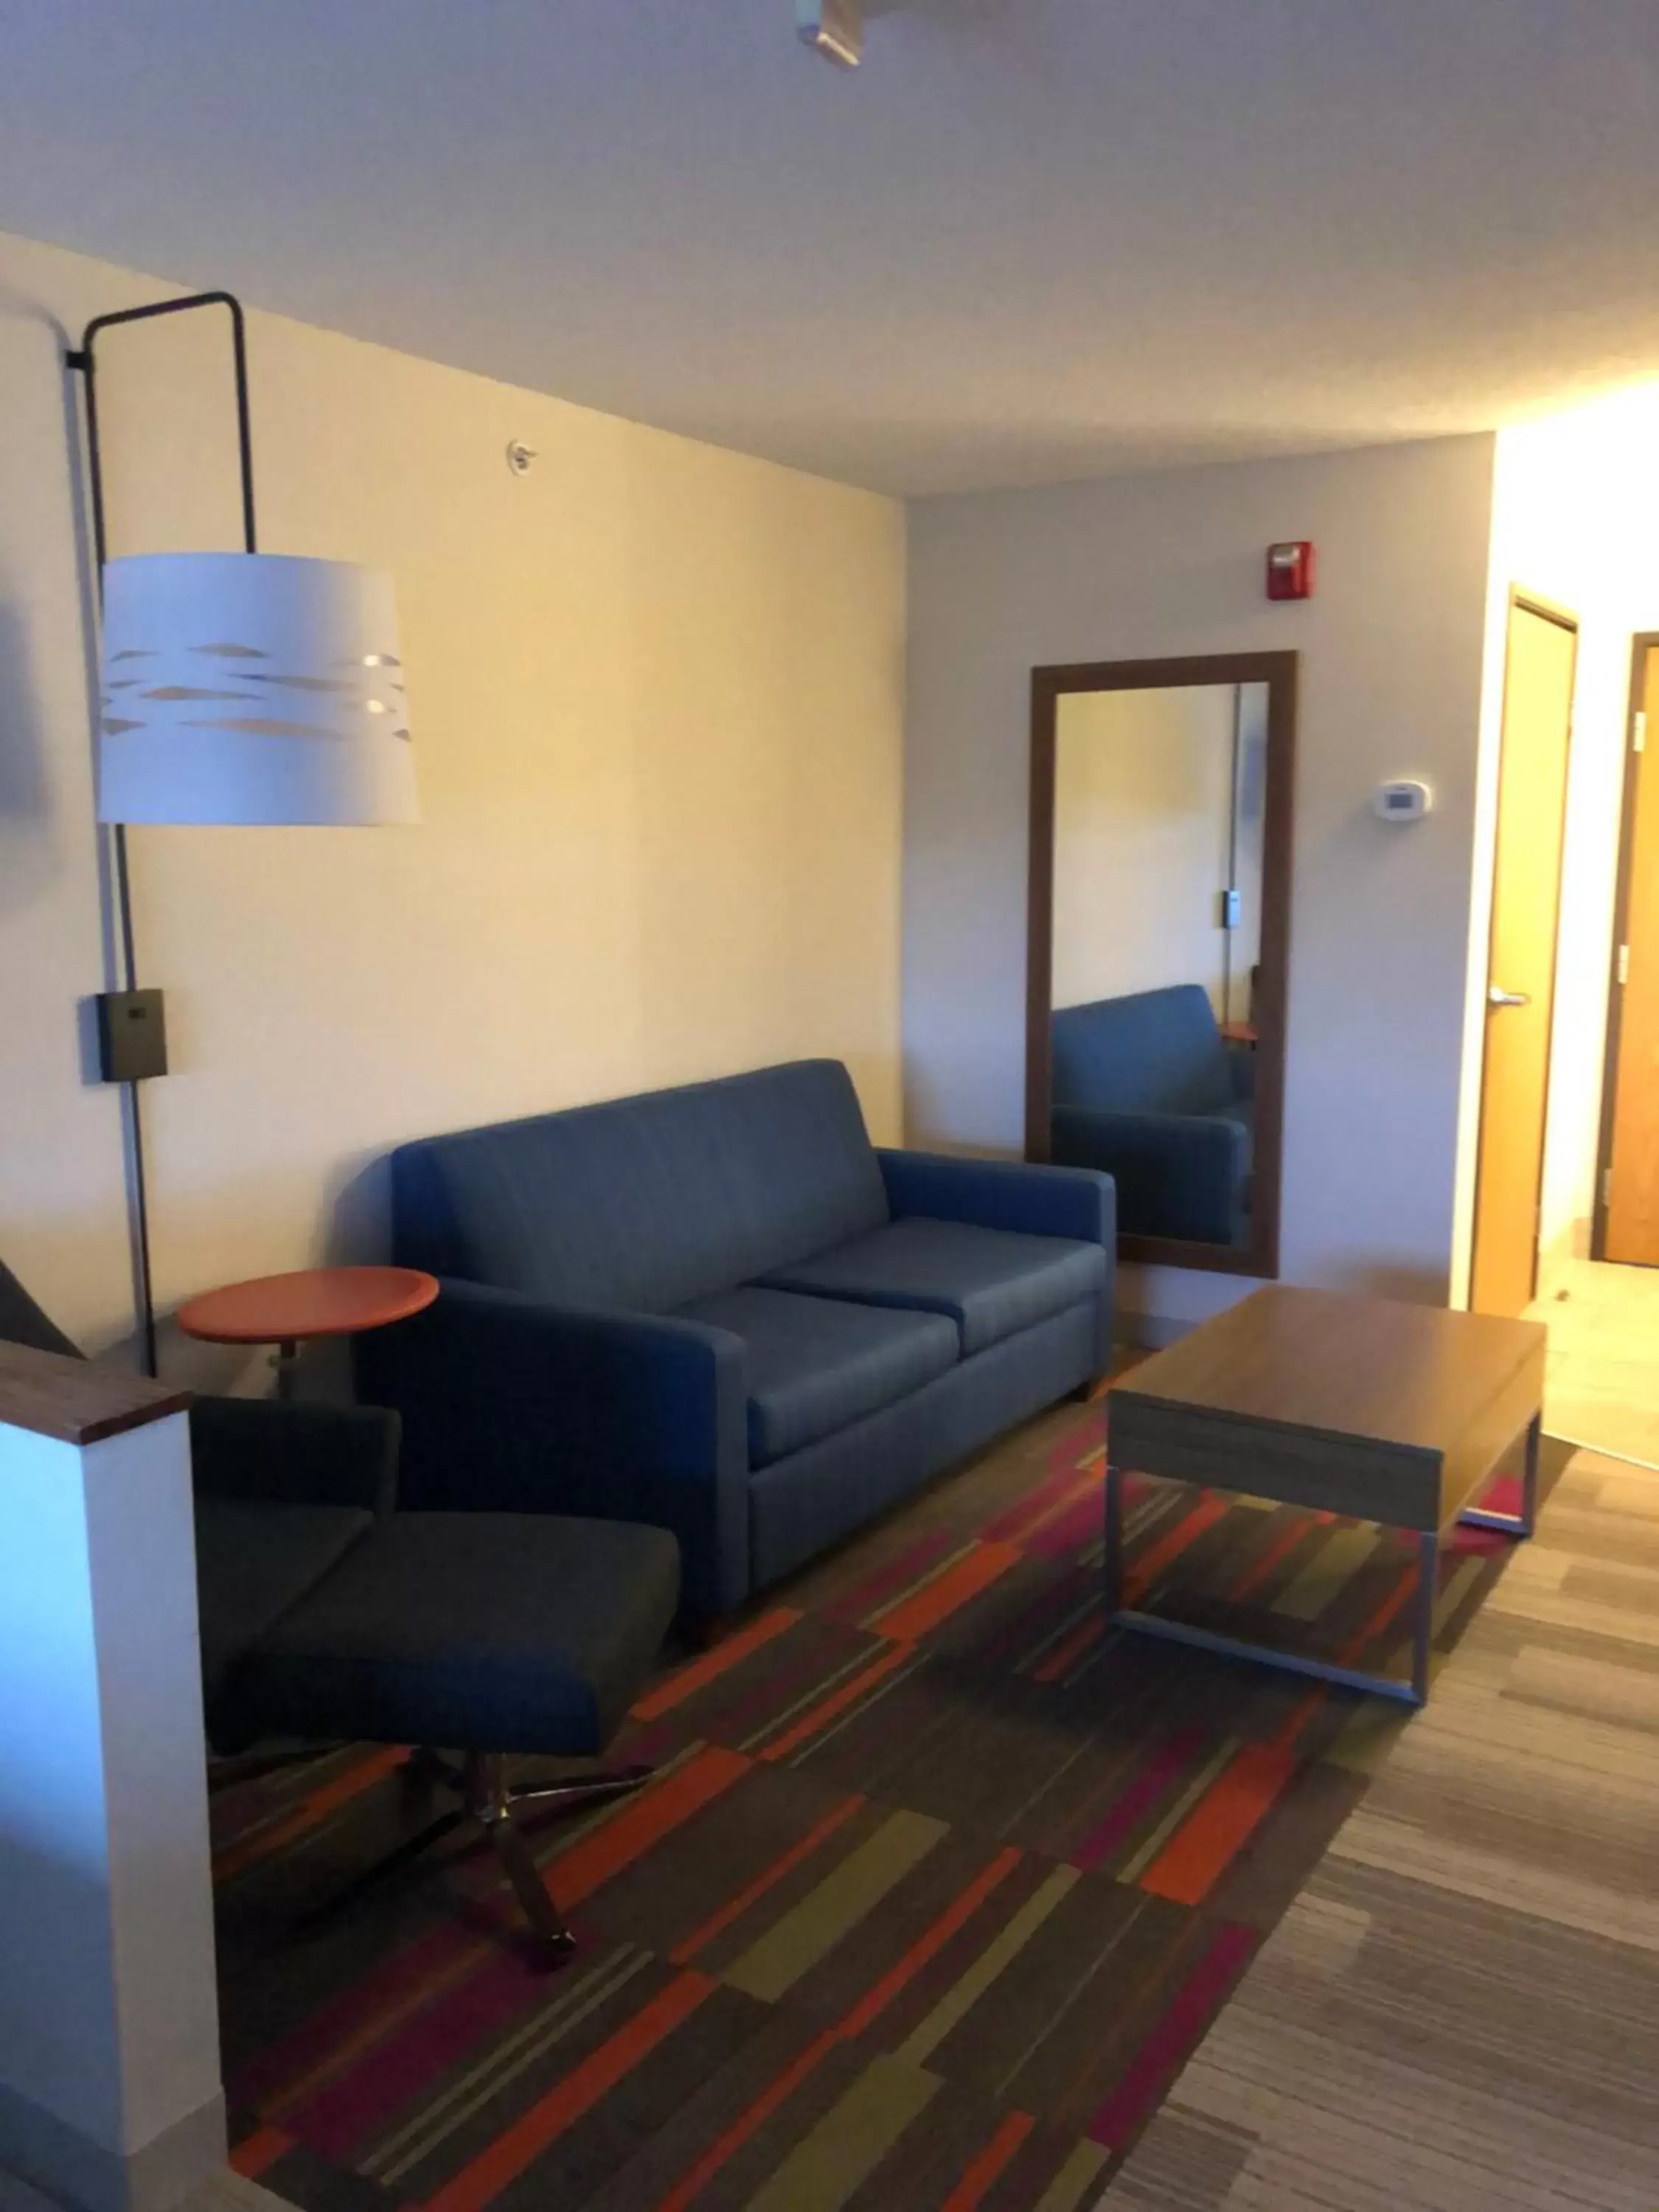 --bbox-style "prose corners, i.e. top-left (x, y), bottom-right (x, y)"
top-left (797, 0), bottom-right (861, 68)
